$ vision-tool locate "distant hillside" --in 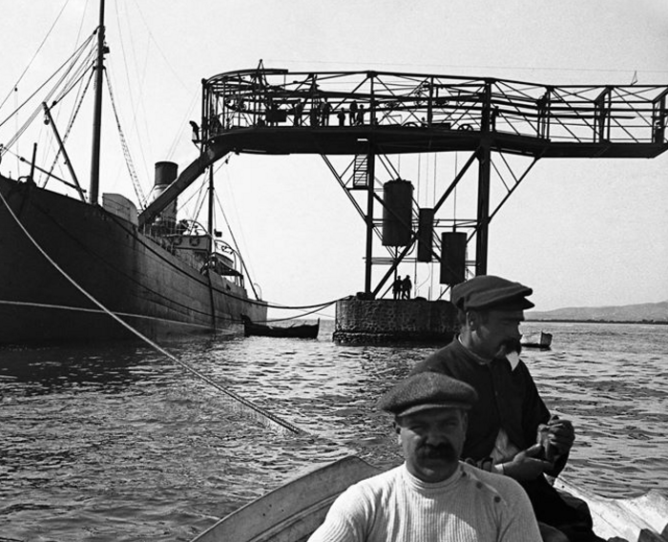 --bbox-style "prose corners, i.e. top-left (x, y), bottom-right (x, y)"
top-left (526, 301), bottom-right (668, 323)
